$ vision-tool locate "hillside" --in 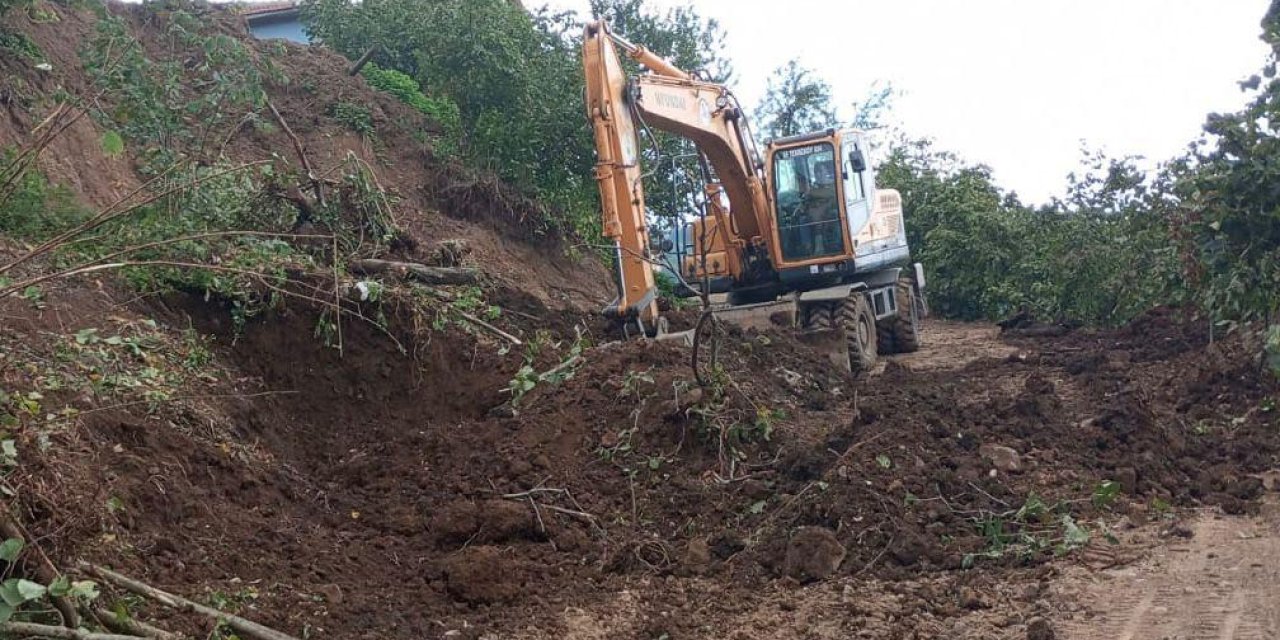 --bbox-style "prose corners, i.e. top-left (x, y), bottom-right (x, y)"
top-left (0, 3), bottom-right (1278, 640)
